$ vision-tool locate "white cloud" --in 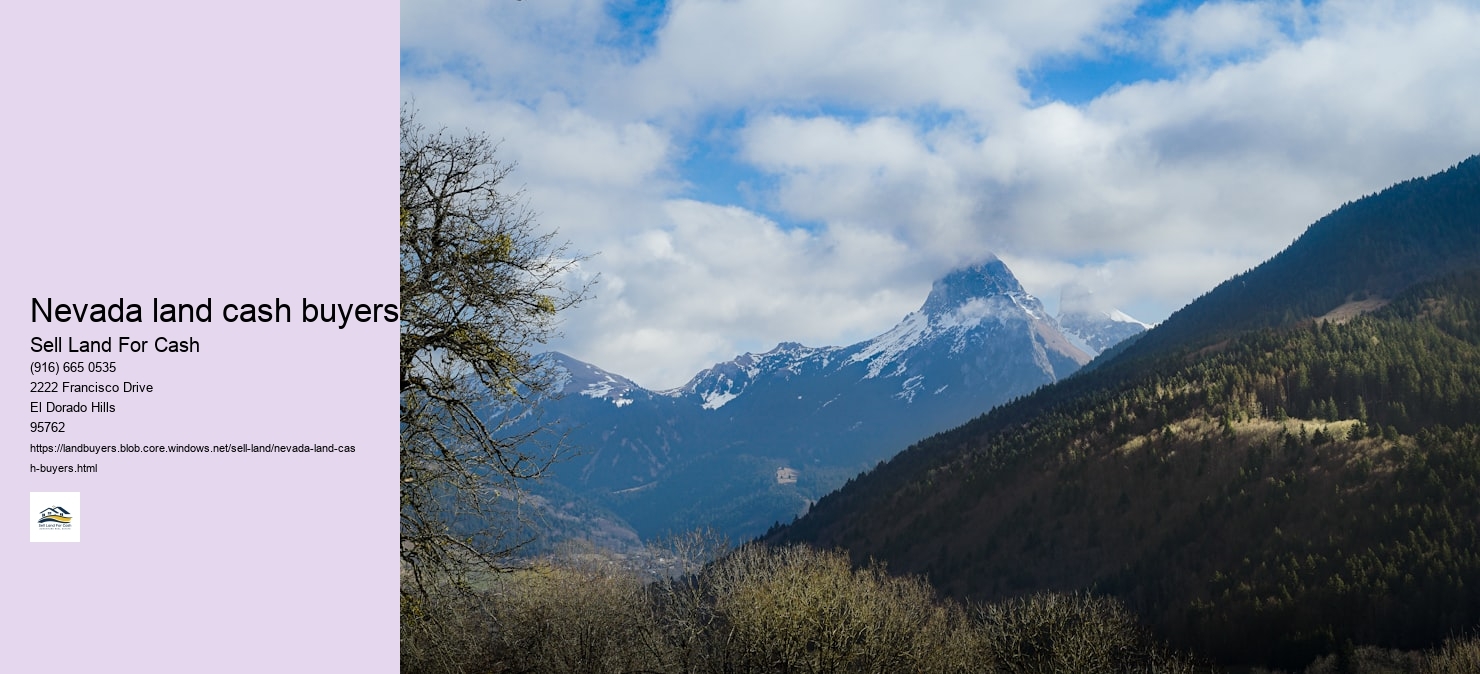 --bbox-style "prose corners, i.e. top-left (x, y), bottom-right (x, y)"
top-left (609, 0), bottom-right (1141, 121)
top-left (743, 116), bottom-right (931, 173)
top-left (561, 200), bottom-right (925, 388)
top-left (401, 0), bottom-right (618, 98)
top-left (1154, 1), bottom-right (1302, 66)
top-left (404, 0), bottom-right (1480, 388)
